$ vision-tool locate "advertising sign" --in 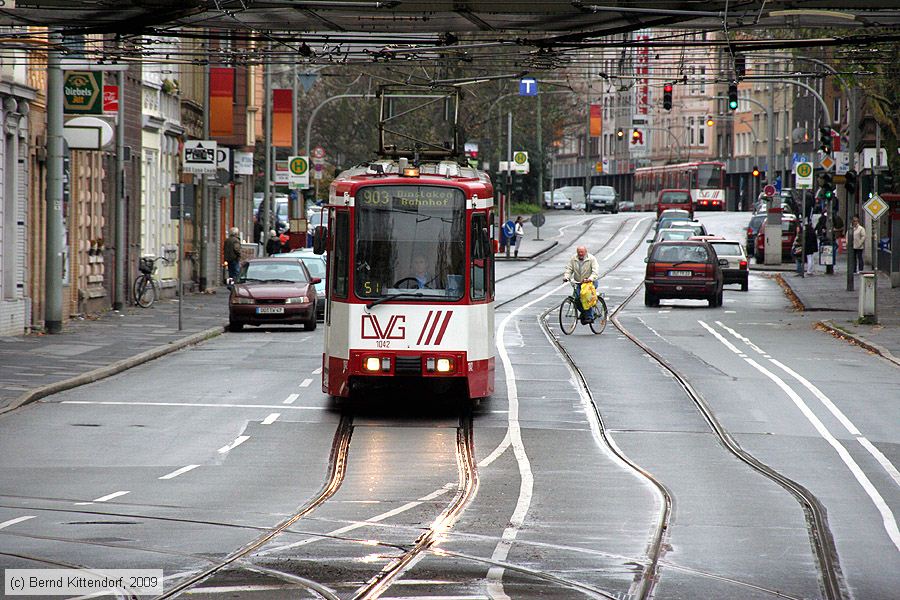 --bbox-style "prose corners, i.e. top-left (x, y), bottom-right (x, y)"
top-left (183, 140), bottom-right (217, 175)
top-left (234, 151), bottom-right (254, 176)
top-left (64, 71), bottom-right (103, 115)
top-left (102, 85), bottom-right (118, 114)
